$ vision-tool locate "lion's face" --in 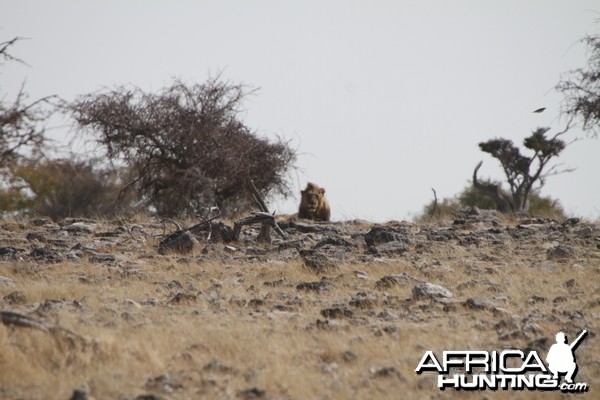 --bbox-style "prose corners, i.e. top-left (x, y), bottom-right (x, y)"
top-left (301, 188), bottom-right (324, 214)
top-left (298, 182), bottom-right (330, 221)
